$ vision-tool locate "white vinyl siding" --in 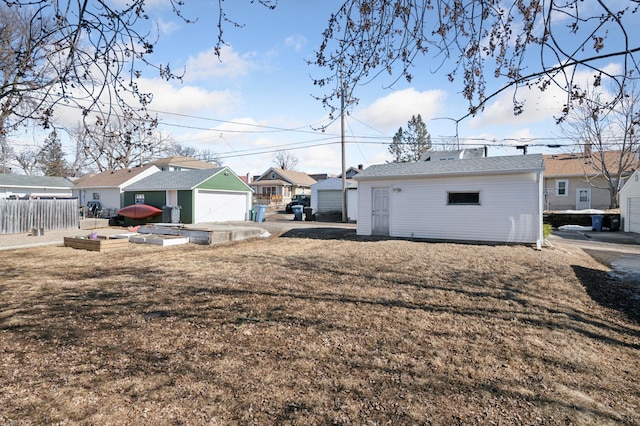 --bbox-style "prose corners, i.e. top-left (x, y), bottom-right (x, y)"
top-left (194, 190), bottom-right (251, 223)
top-left (629, 197), bottom-right (640, 233)
top-left (357, 172), bottom-right (540, 244)
top-left (311, 177), bottom-right (358, 221)
top-left (619, 171), bottom-right (640, 233)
